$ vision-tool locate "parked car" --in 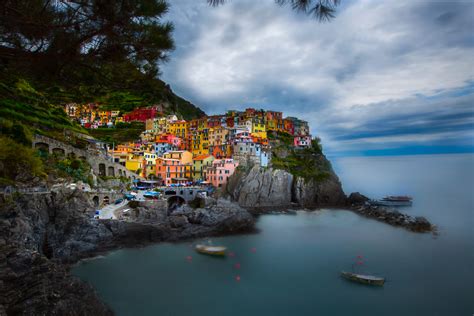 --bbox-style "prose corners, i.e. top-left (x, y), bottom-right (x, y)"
top-left (114, 198), bottom-right (124, 204)
top-left (124, 194), bottom-right (136, 201)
